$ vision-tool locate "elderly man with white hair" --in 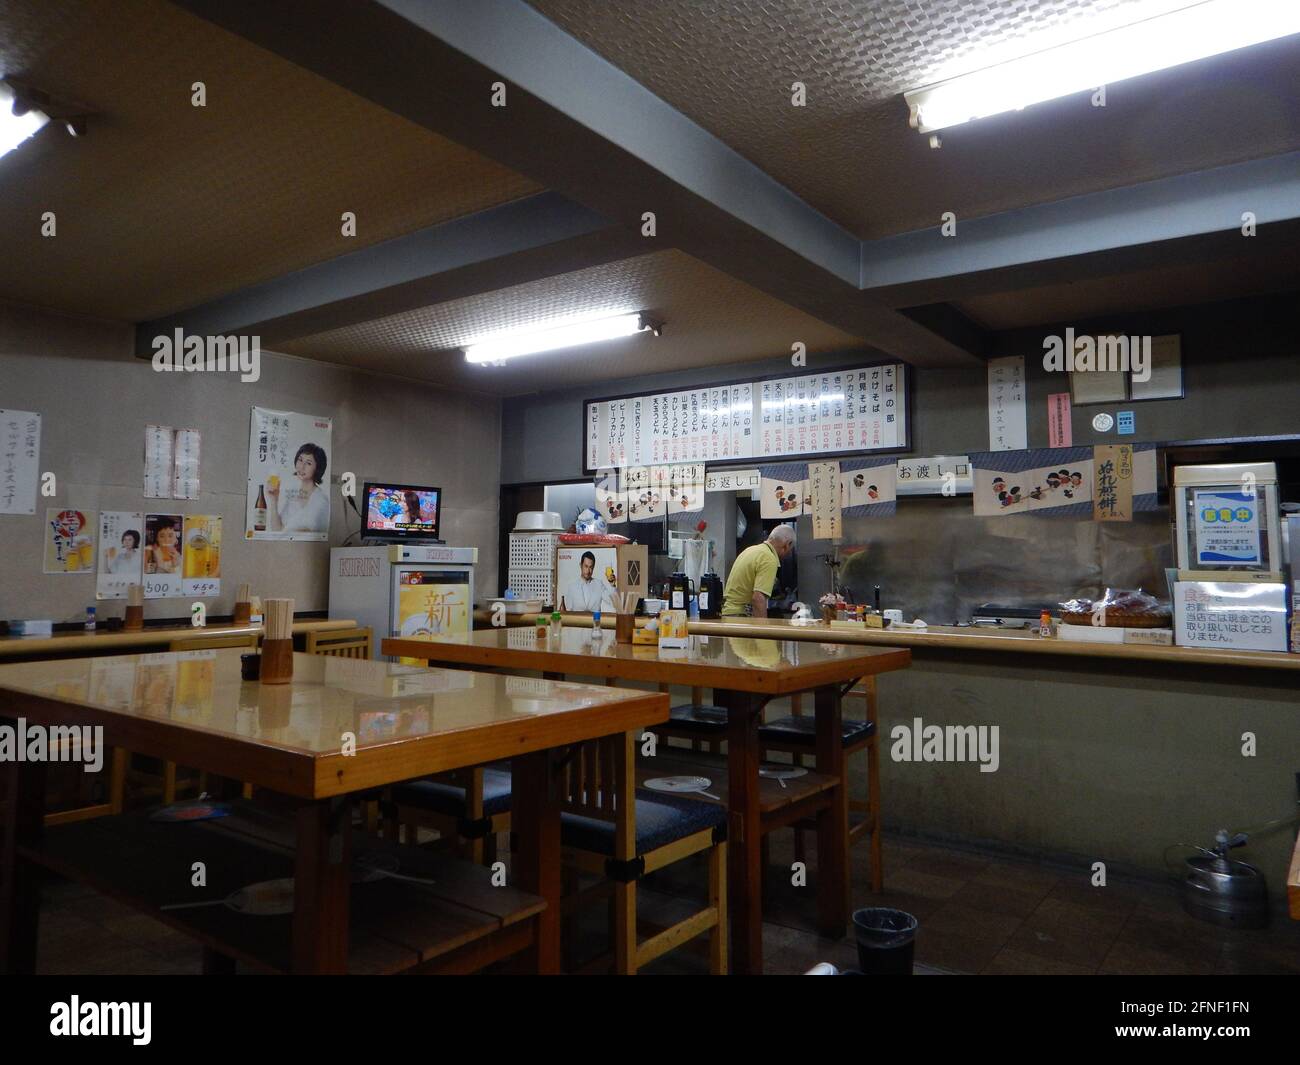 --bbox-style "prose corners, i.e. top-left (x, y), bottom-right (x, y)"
top-left (721, 524), bottom-right (796, 618)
